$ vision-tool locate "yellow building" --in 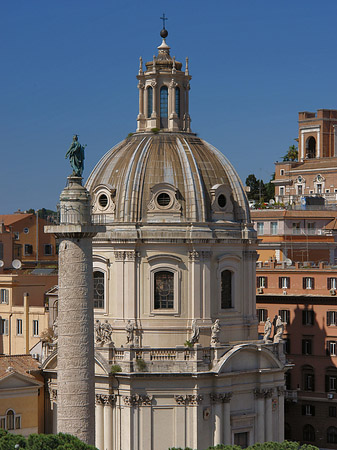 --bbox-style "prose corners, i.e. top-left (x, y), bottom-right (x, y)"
top-left (0, 355), bottom-right (44, 436)
top-left (0, 270), bottom-right (57, 355)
